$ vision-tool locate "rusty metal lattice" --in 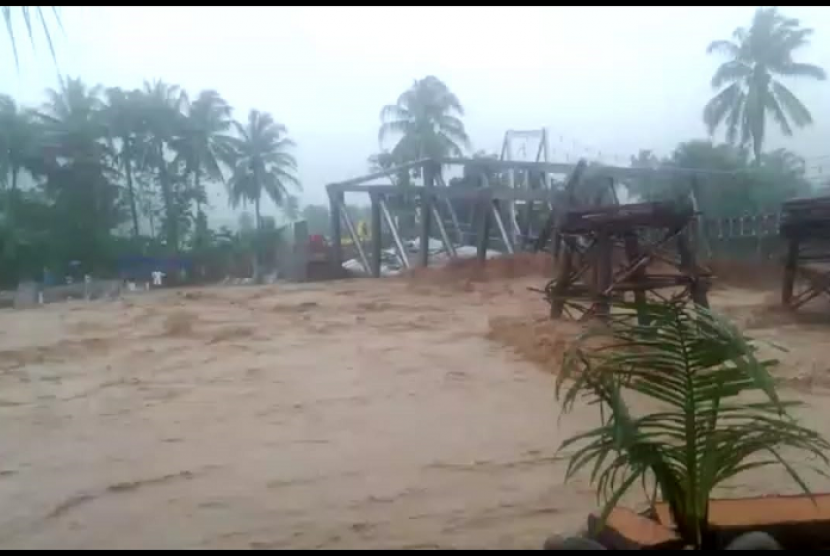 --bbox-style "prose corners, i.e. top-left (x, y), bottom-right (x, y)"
top-left (541, 200), bottom-right (711, 321)
top-left (780, 196), bottom-right (830, 310)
